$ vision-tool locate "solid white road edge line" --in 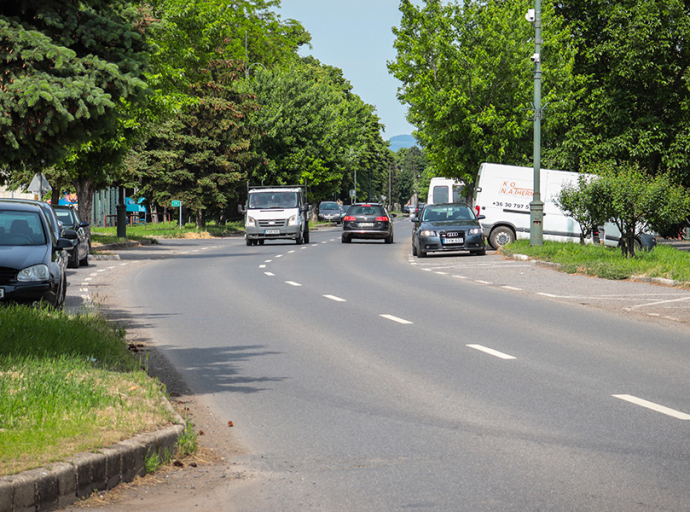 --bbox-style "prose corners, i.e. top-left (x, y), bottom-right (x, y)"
top-left (466, 344), bottom-right (516, 360)
top-left (380, 314), bottom-right (413, 325)
top-left (612, 394), bottom-right (690, 420)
